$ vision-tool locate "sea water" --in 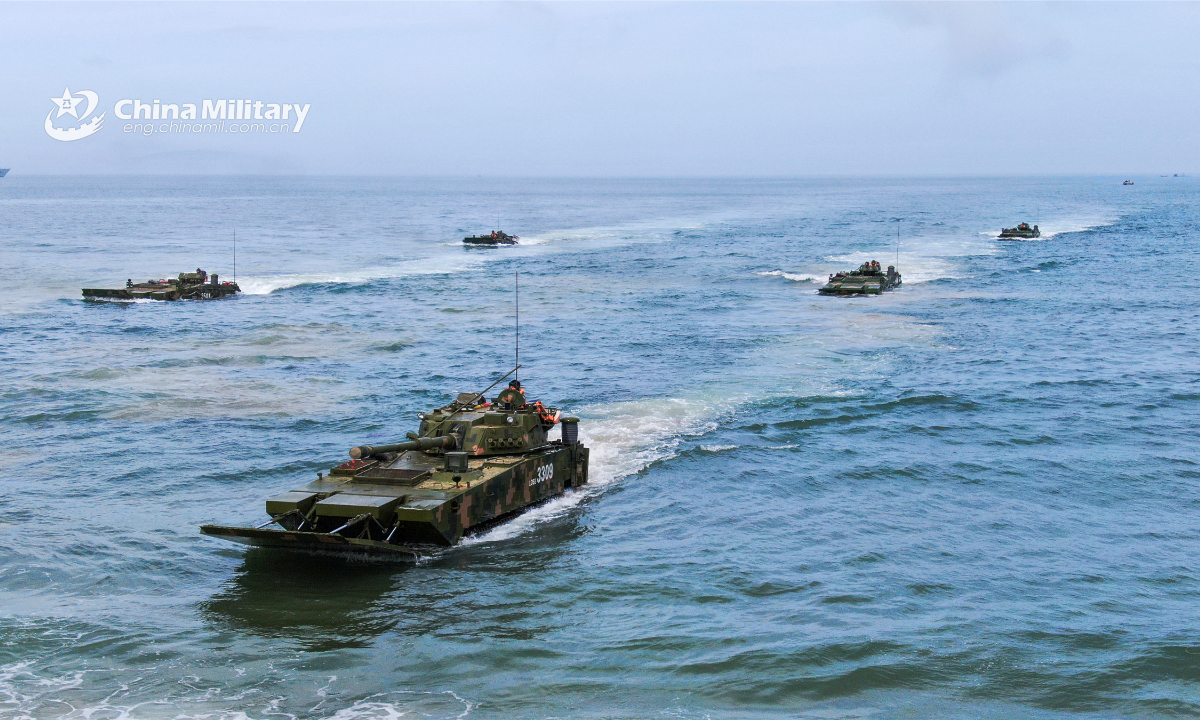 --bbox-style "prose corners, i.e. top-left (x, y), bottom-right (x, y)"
top-left (1, 176), bottom-right (1197, 719)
